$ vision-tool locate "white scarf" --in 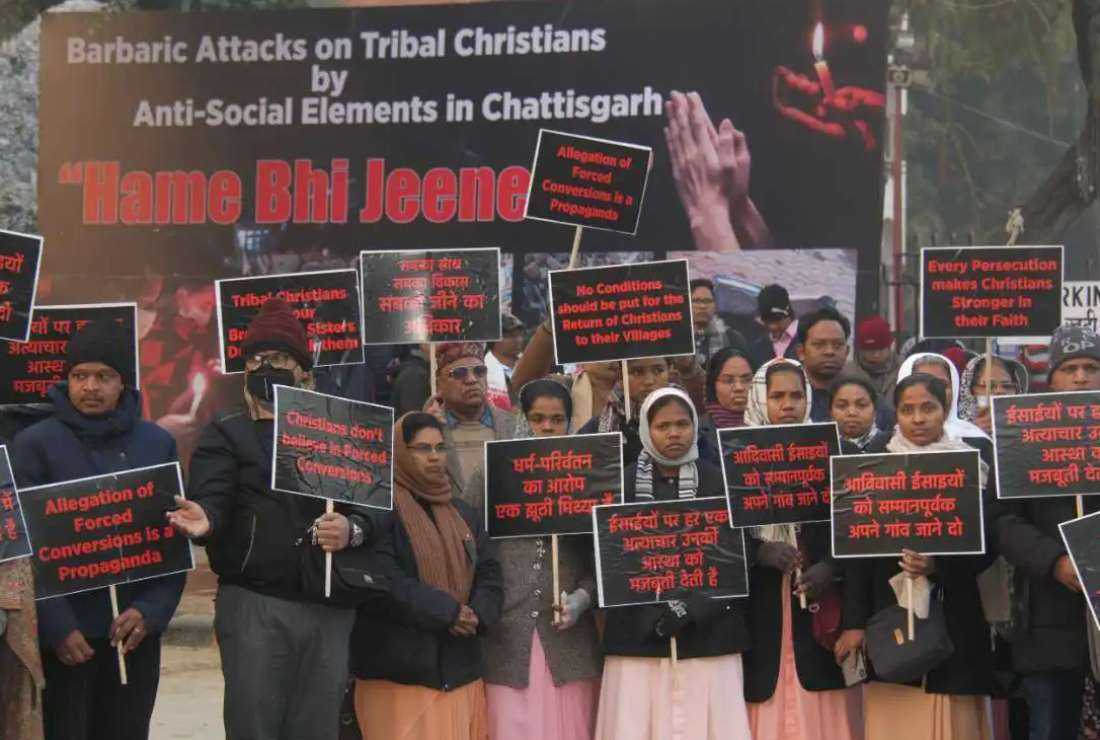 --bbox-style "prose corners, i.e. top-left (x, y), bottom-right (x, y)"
top-left (897, 353), bottom-right (989, 441)
top-left (635, 387), bottom-right (700, 501)
top-left (885, 429), bottom-right (990, 489)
